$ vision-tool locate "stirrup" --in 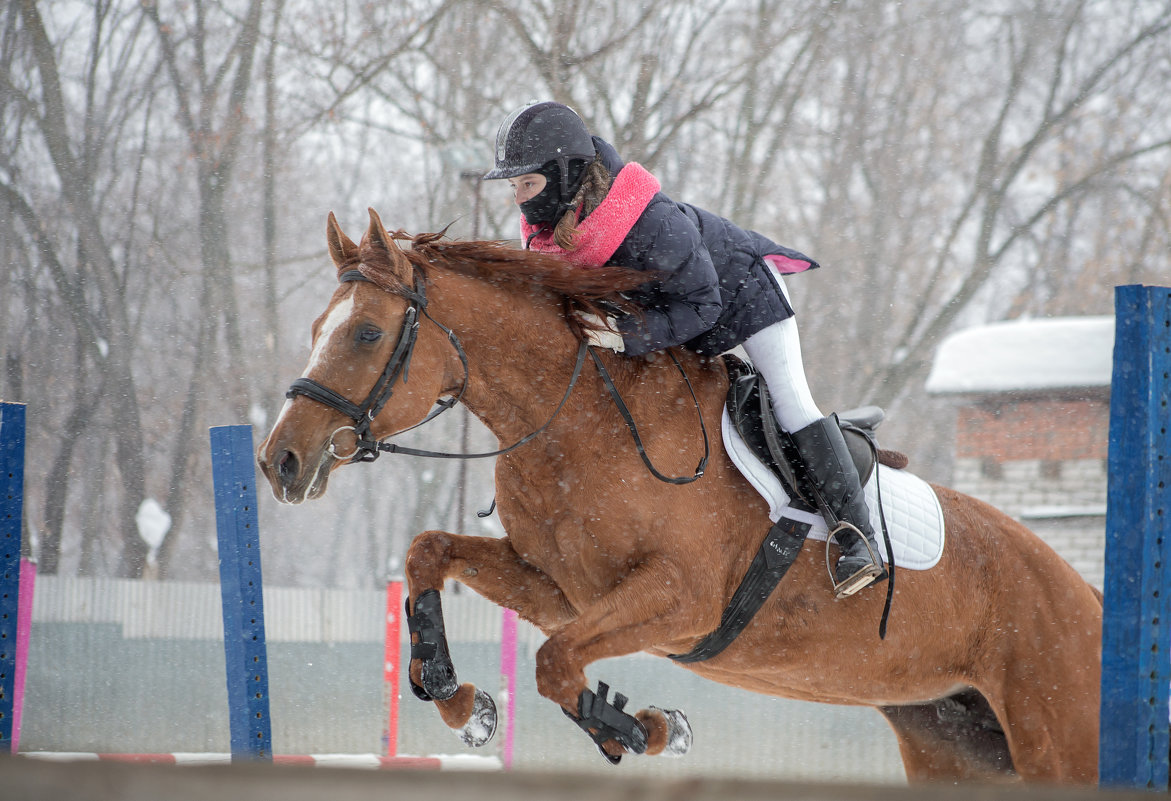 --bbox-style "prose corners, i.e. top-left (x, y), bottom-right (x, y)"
top-left (825, 521), bottom-right (884, 599)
